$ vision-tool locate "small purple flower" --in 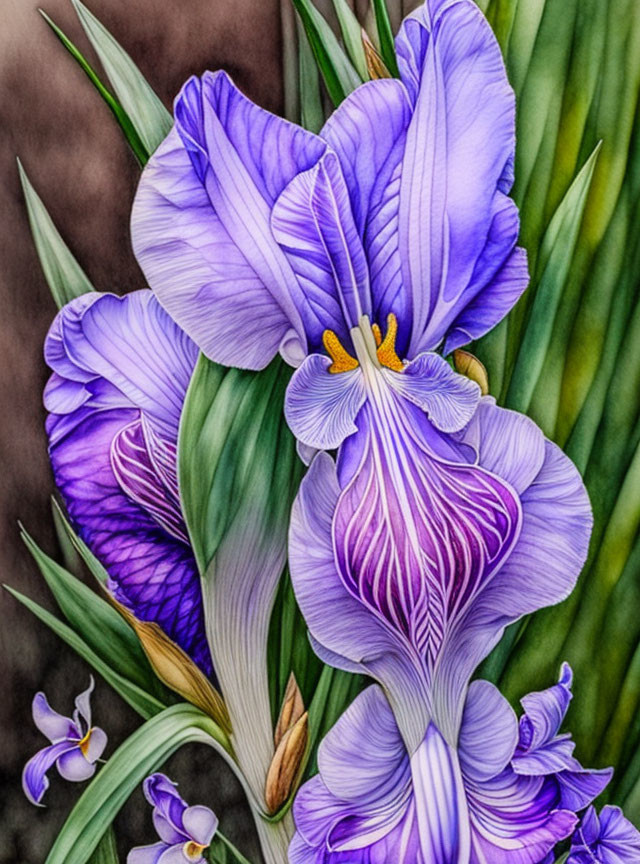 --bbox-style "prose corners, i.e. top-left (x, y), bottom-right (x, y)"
top-left (128, 773), bottom-right (218, 864)
top-left (567, 805), bottom-right (640, 863)
top-left (44, 290), bottom-right (211, 675)
top-left (290, 667), bottom-right (610, 863)
top-left (22, 676), bottom-right (107, 806)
